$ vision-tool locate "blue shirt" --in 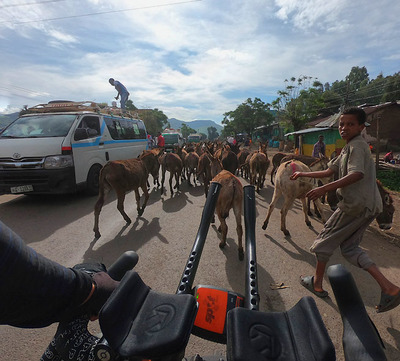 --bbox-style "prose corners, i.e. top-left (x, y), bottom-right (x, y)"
top-left (114, 80), bottom-right (129, 96)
